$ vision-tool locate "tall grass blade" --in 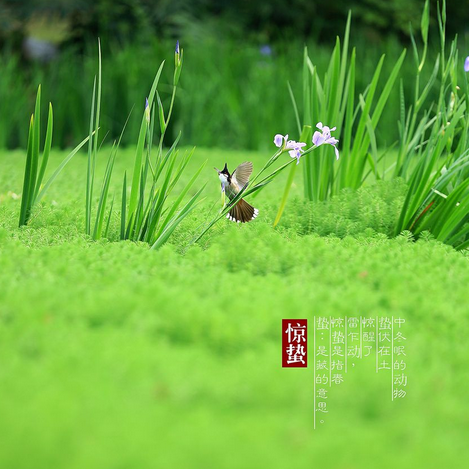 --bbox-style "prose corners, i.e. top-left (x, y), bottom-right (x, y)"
top-left (34, 103), bottom-right (53, 200)
top-left (18, 115), bottom-right (35, 227)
